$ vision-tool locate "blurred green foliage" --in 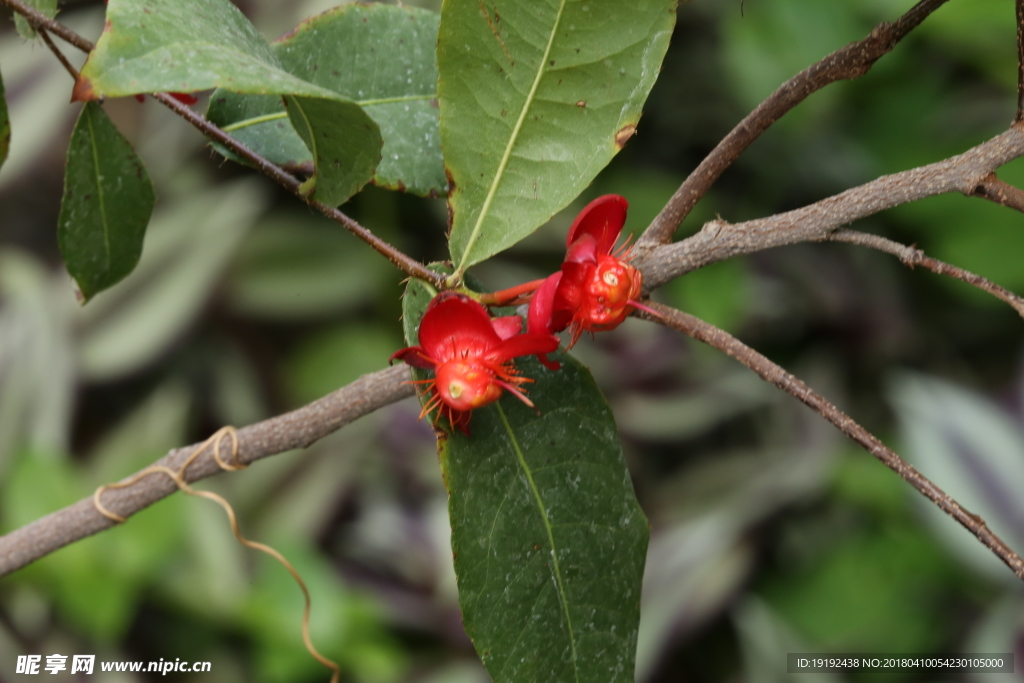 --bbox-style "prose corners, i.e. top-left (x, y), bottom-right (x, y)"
top-left (2, 0), bottom-right (1024, 681)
